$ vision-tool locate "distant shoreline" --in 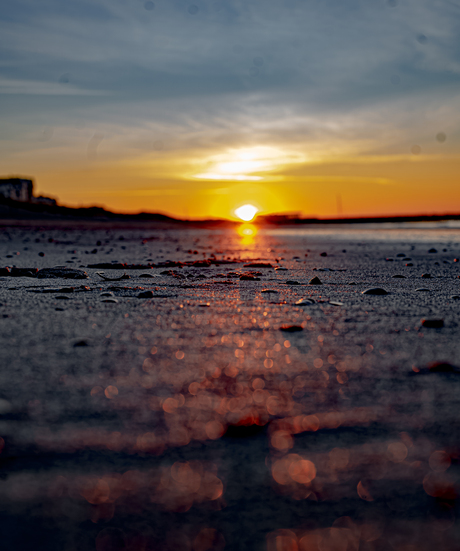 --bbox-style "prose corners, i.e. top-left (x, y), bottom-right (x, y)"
top-left (1, 196), bottom-right (460, 227)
